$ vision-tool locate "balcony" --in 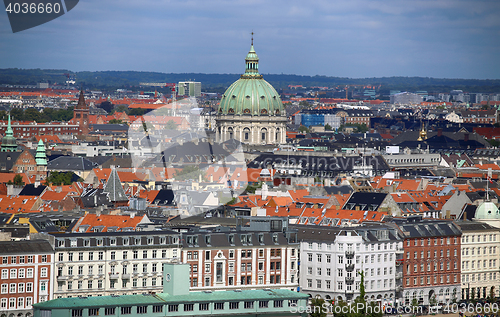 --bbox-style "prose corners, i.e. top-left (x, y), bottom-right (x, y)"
top-left (396, 285), bottom-right (403, 292)
top-left (396, 272), bottom-right (403, 279)
top-left (345, 250), bottom-right (355, 259)
top-left (395, 259), bottom-right (404, 266)
top-left (57, 275), bottom-right (68, 281)
top-left (345, 264), bottom-right (355, 272)
top-left (345, 288), bottom-right (354, 294)
top-left (109, 273), bottom-right (120, 279)
top-left (122, 274), bottom-right (131, 280)
top-left (345, 277), bottom-right (354, 284)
